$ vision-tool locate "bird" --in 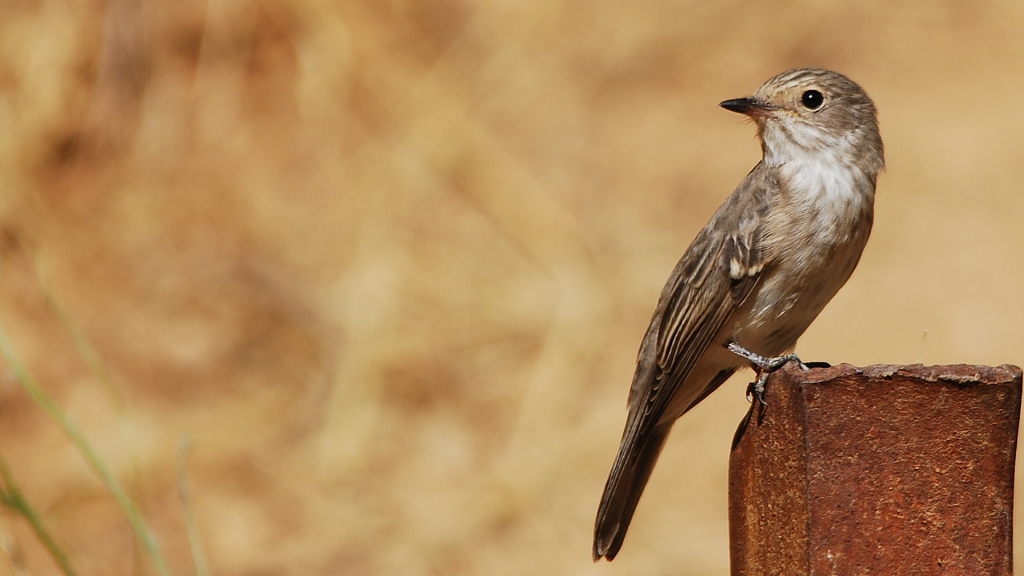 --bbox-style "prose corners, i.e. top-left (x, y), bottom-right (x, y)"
top-left (593, 68), bottom-right (884, 561)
